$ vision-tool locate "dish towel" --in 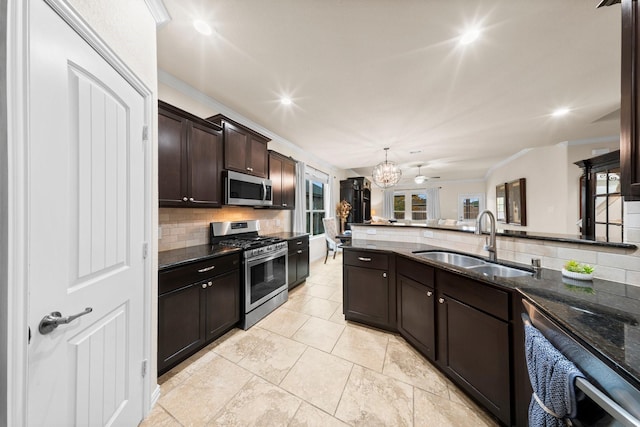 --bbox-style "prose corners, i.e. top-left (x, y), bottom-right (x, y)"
top-left (525, 323), bottom-right (585, 427)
